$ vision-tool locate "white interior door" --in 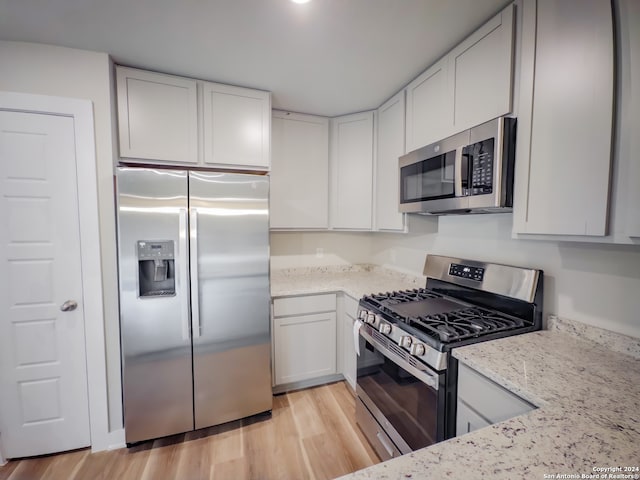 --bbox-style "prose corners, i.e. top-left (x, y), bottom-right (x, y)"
top-left (0, 110), bottom-right (90, 458)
